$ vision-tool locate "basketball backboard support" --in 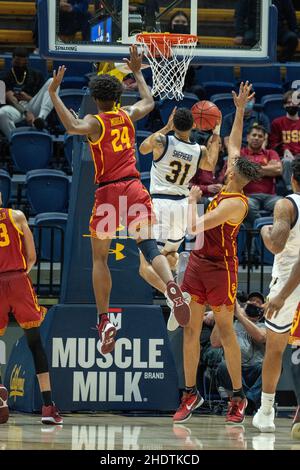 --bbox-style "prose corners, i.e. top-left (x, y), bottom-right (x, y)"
top-left (39, 0), bottom-right (277, 65)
